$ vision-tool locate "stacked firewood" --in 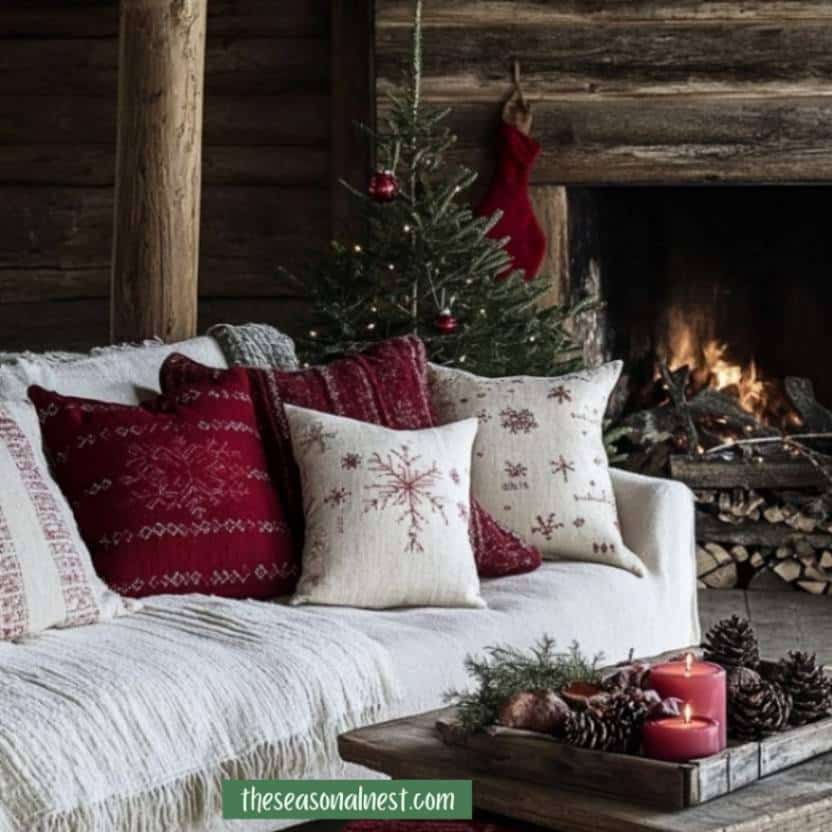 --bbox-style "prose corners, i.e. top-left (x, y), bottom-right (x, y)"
top-left (694, 487), bottom-right (832, 594)
top-left (611, 367), bottom-right (832, 595)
